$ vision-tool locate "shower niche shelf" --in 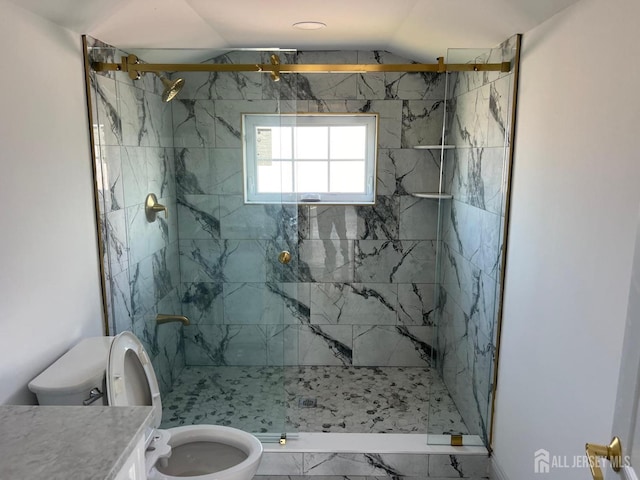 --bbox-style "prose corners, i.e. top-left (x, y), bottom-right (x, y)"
top-left (411, 143), bottom-right (454, 199)
top-left (413, 145), bottom-right (455, 150)
top-left (410, 139), bottom-right (454, 198)
top-left (411, 193), bottom-right (453, 200)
